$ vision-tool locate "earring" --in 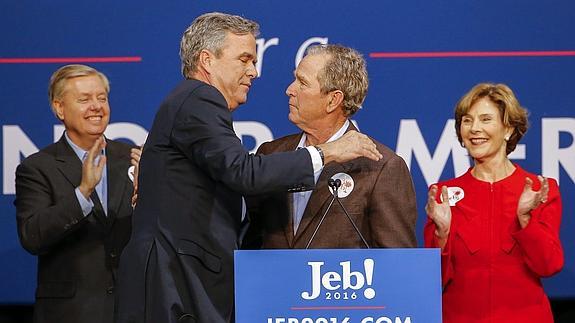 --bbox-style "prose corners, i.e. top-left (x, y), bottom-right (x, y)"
top-left (504, 136), bottom-right (510, 141)
top-left (460, 142), bottom-right (465, 148)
